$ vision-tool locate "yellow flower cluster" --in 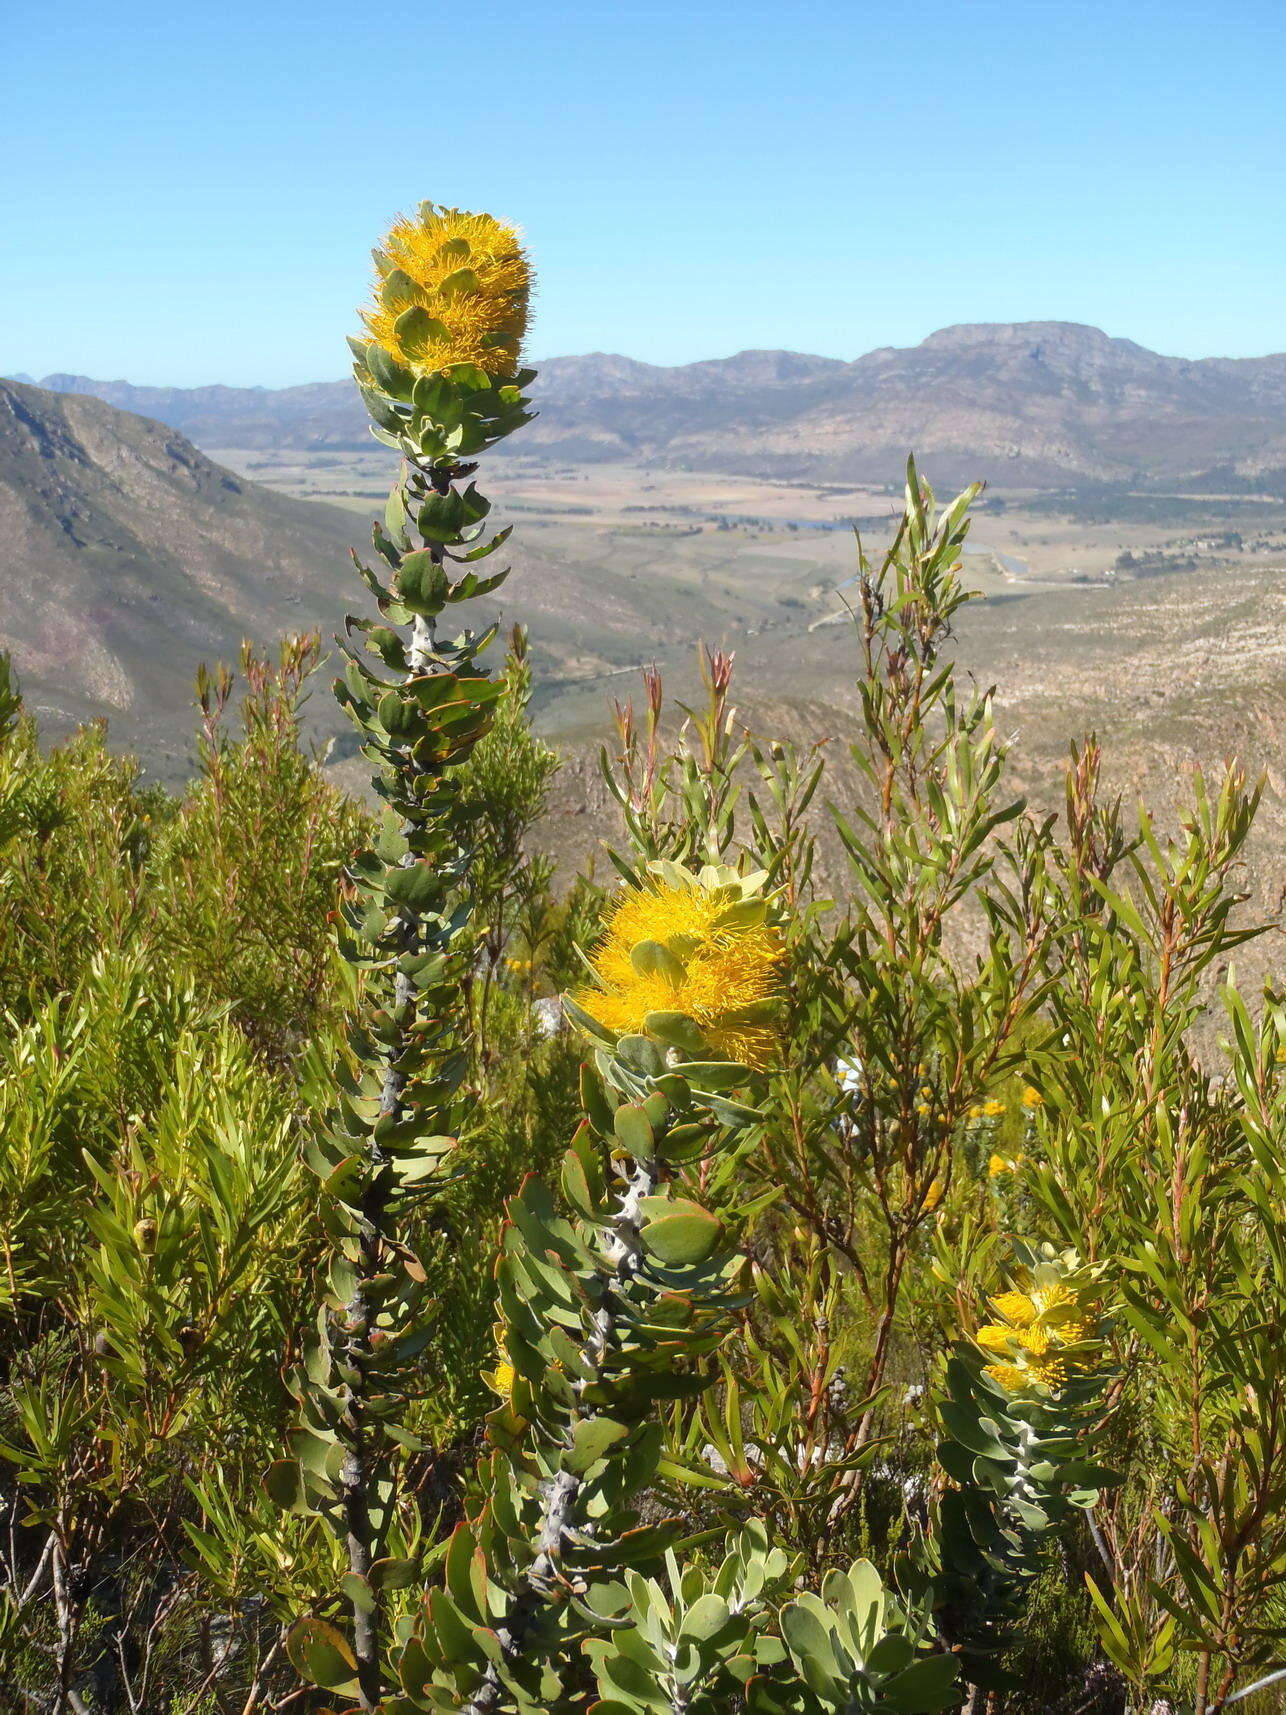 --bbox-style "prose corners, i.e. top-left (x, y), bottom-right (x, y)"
top-left (975, 1278), bottom-right (1094, 1394)
top-left (492, 1358), bottom-right (516, 1399)
top-left (988, 1151), bottom-right (1024, 1178)
top-left (362, 204), bottom-right (531, 378)
top-left (968, 1098), bottom-right (1007, 1120)
top-left (571, 870), bottom-right (784, 1069)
